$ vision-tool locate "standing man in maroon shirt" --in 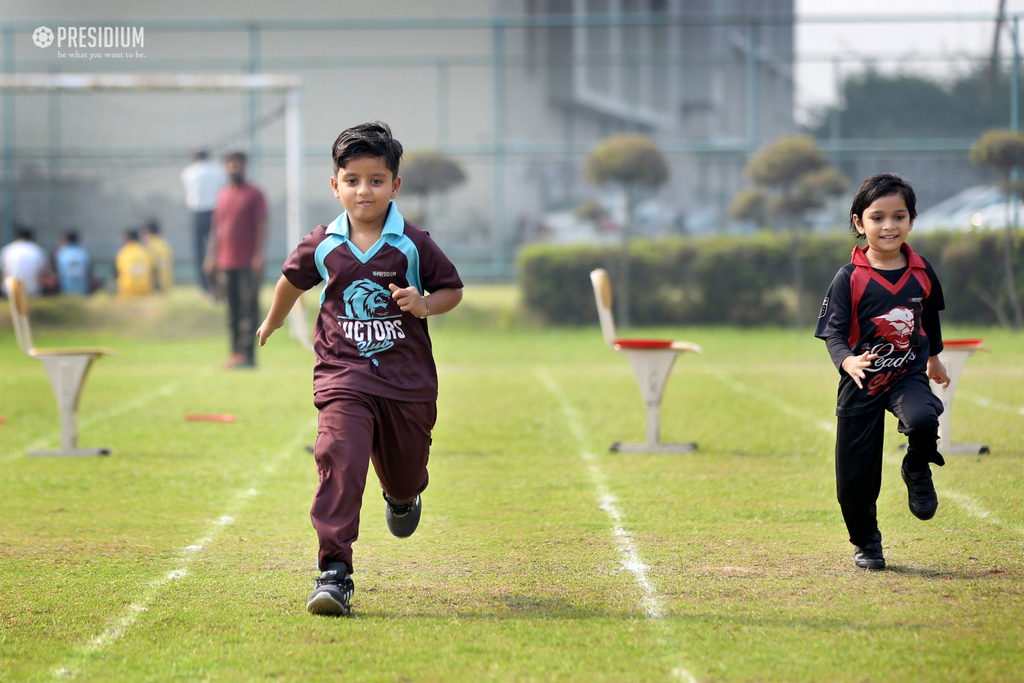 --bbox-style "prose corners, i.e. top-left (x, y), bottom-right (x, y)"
top-left (204, 151), bottom-right (268, 369)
